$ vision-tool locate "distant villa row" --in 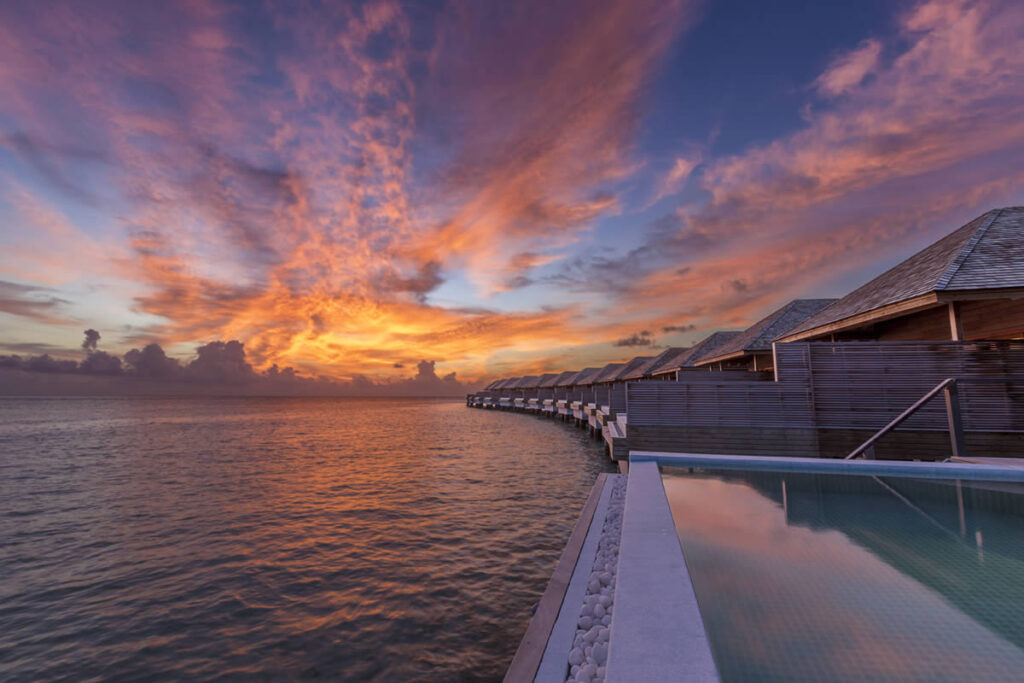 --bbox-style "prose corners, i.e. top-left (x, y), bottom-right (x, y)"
top-left (467, 207), bottom-right (1024, 462)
